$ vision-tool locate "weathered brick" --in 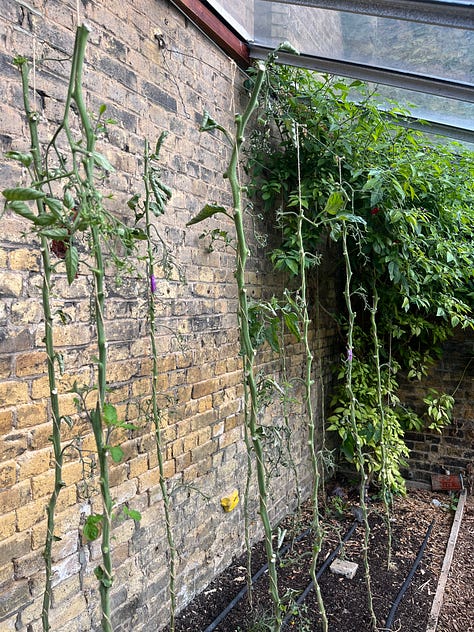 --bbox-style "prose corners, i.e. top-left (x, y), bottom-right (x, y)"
top-left (0, 270), bottom-right (23, 297)
top-left (18, 447), bottom-right (52, 480)
top-left (0, 408), bottom-right (13, 434)
top-left (0, 511), bottom-right (16, 539)
top-left (16, 401), bottom-right (47, 428)
top-left (0, 531), bottom-right (31, 567)
top-left (0, 479), bottom-right (31, 514)
top-left (0, 381), bottom-right (29, 406)
top-left (0, 459), bottom-right (17, 487)
top-left (15, 351), bottom-right (48, 377)
top-left (9, 248), bottom-right (40, 271)
top-left (0, 579), bottom-right (31, 619)
top-left (16, 498), bottom-right (48, 530)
